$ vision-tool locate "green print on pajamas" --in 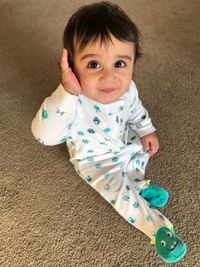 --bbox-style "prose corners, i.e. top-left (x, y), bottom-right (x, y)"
top-left (31, 81), bottom-right (172, 241)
